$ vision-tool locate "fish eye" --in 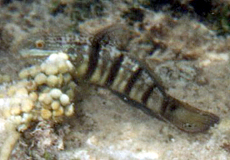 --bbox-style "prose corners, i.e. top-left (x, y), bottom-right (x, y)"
top-left (183, 123), bottom-right (193, 128)
top-left (35, 40), bottom-right (45, 49)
